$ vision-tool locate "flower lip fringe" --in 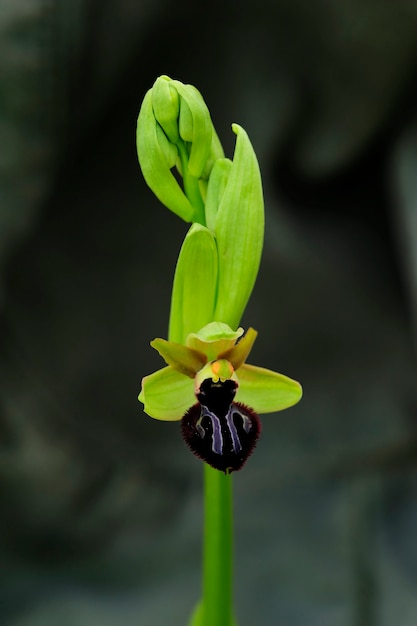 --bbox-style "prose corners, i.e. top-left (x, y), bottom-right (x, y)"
top-left (181, 377), bottom-right (261, 473)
